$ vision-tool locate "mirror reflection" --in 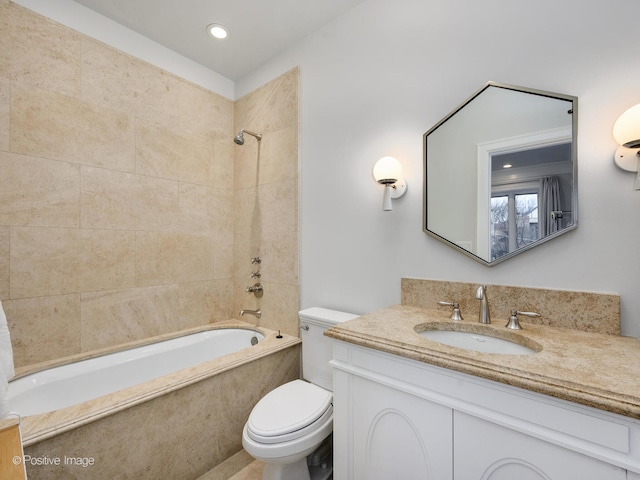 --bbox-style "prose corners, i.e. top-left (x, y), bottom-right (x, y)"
top-left (424, 82), bottom-right (578, 265)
